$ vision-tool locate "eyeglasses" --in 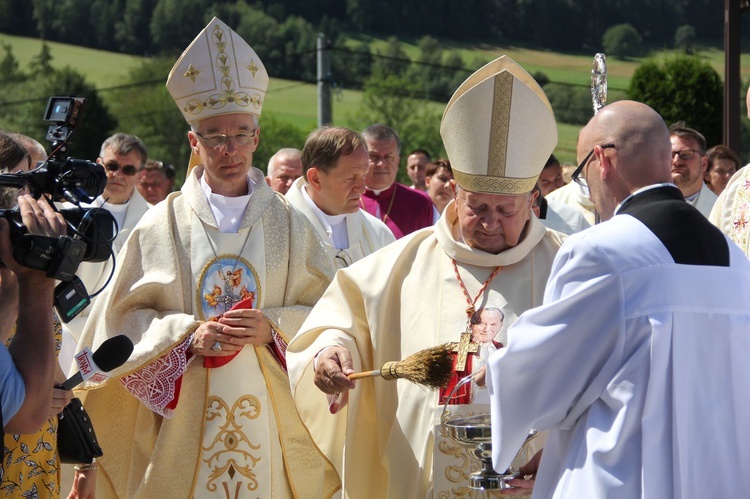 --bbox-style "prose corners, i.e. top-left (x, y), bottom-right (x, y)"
top-left (195, 130), bottom-right (257, 149)
top-left (671, 149), bottom-right (702, 161)
top-left (104, 161), bottom-right (138, 176)
top-left (572, 143), bottom-right (616, 188)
